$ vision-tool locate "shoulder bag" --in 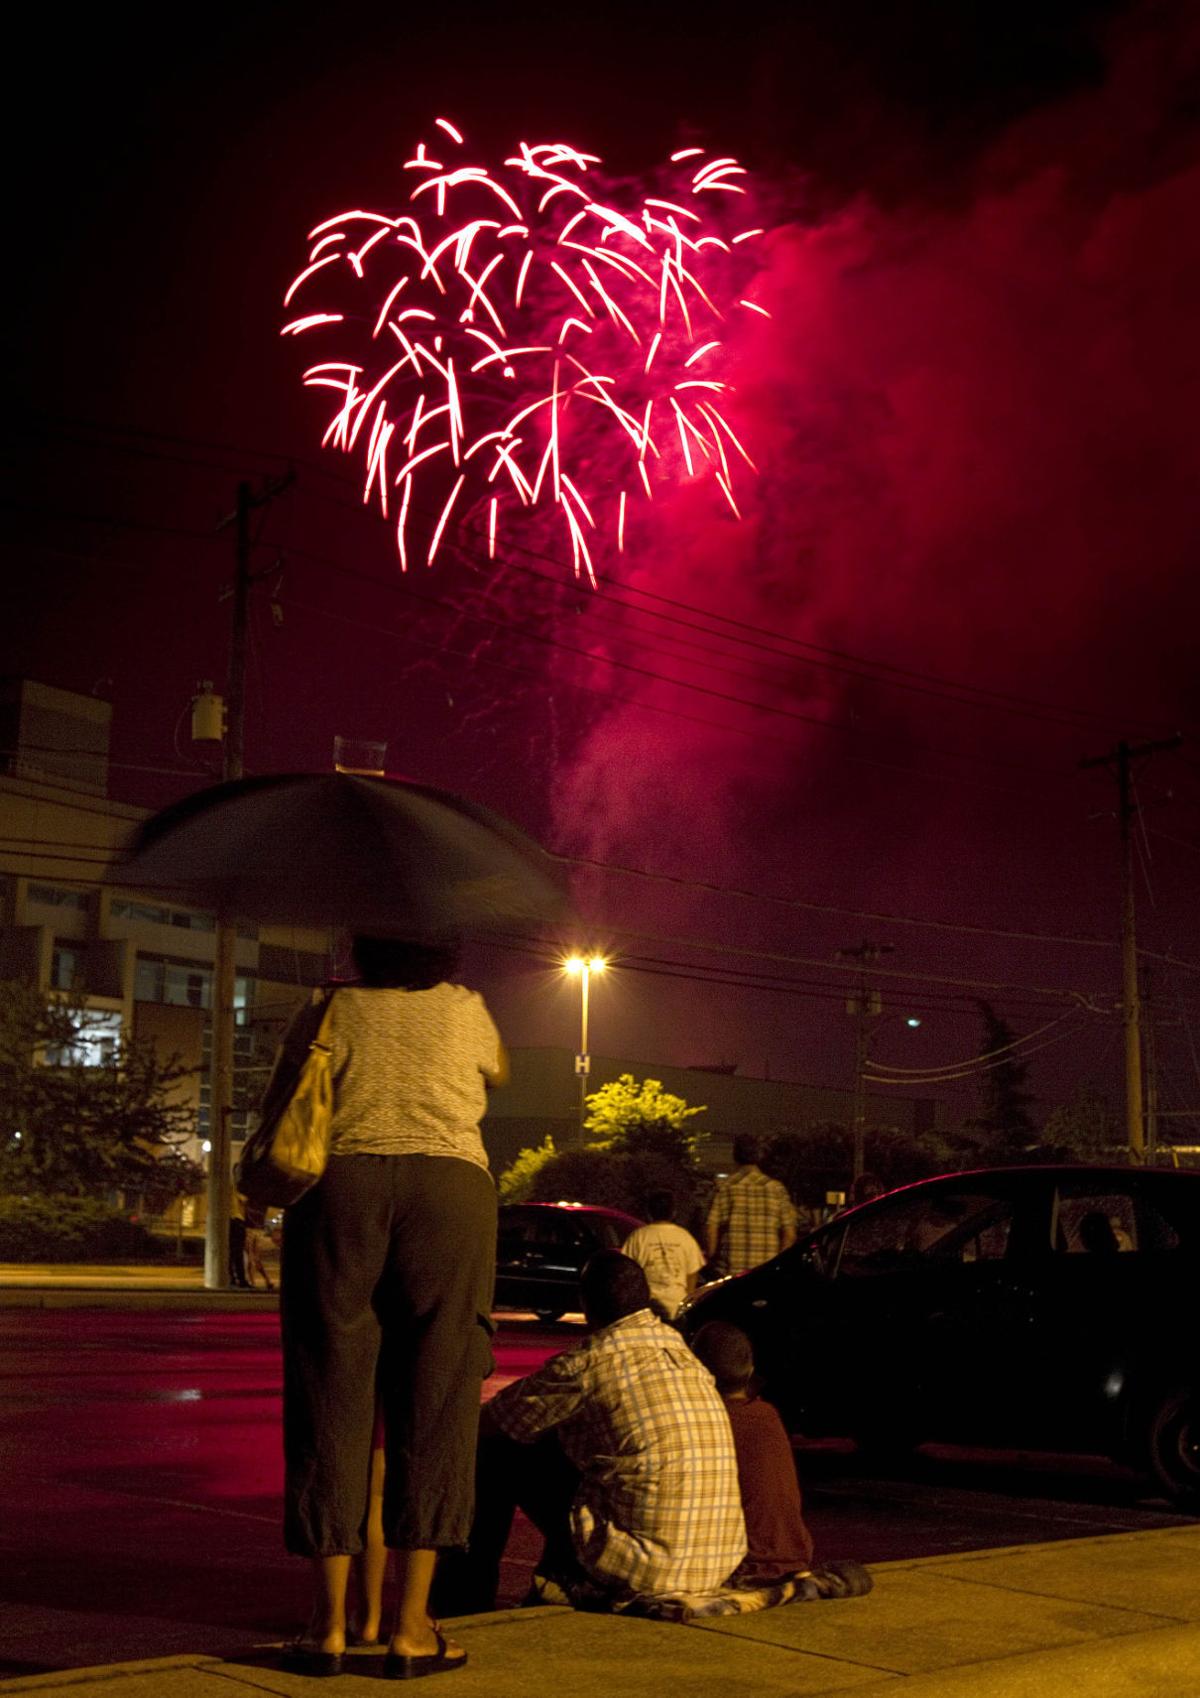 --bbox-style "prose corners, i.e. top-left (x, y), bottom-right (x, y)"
top-left (236, 991), bottom-right (337, 1208)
